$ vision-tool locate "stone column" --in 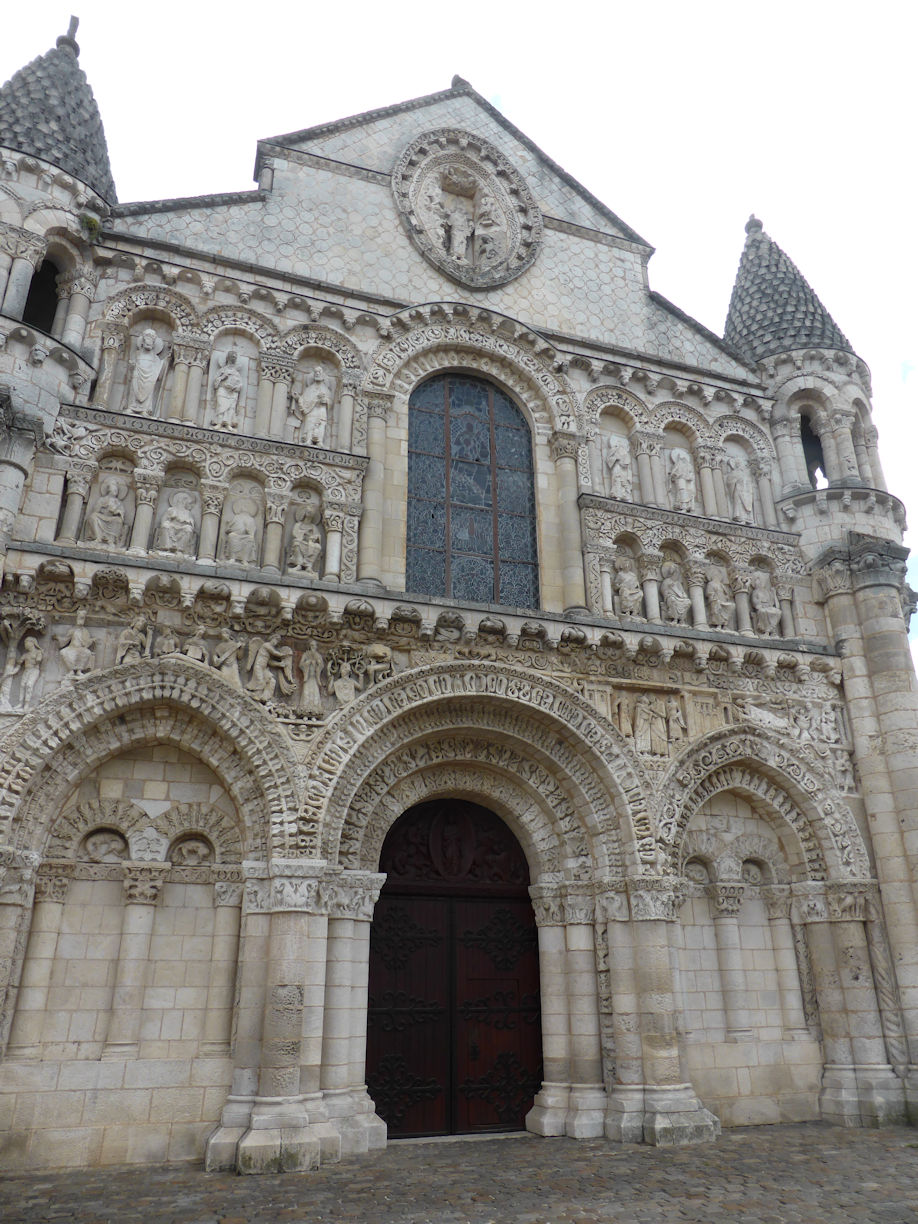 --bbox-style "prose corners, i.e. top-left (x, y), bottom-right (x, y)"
top-left (600, 562), bottom-right (615, 617)
top-left (0, 396), bottom-right (43, 561)
top-left (182, 340), bottom-right (210, 424)
top-left (862, 425), bottom-right (887, 491)
top-left (761, 887), bottom-right (809, 1039)
top-left (829, 409), bottom-right (862, 483)
top-left (234, 863), bottom-right (335, 1175)
top-left (254, 356), bottom-right (276, 435)
top-left (319, 871), bottom-right (386, 1155)
top-left (639, 551), bottom-right (663, 623)
top-left (550, 432), bottom-right (588, 613)
top-left (101, 862), bottom-right (168, 1059)
top-left (526, 884), bottom-right (570, 1136)
top-left (708, 882), bottom-right (753, 1041)
top-left (816, 540), bottom-right (918, 1117)
top-left (5, 866), bottom-right (73, 1059)
top-left (563, 887), bottom-right (606, 1137)
top-left (198, 482), bottom-right (225, 563)
top-left (128, 469), bottom-right (162, 554)
top-left (0, 850), bottom-right (40, 1055)
top-left (632, 432), bottom-right (660, 506)
top-left (776, 578), bottom-right (797, 638)
top-left (811, 409), bottom-right (840, 482)
top-left (695, 445), bottom-right (724, 516)
top-left (93, 323), bottom-right (128, 409)
top-left (267, 358), bottom-right (295, 438)
top-left (750, 458), bottom-right (778, 526)
top-left (59, 268), bottom-right (99, 350)
top-left (336, 370), bottom-right (360, 452)
top-left (50, 276), bottom-right (70, 339)
top-left (322, 507), bottom-right (344, 583)
top-left (201, 880), bottom-right (243, 1058)
top-left (628, 878), bottom-right (720, 1145)
top-left (732, 571), bottom-right (754, 635)
top-left (597, 884), bottom-right (644, 1142)
top-left (0, 227), bottom-right (45, 319)
top-left (56, 460), bottom-right (95, 545)
top-left (687, 561), bottom-right (708, 629)
top-left (357, 393), bottom-right (392, 588)
top-left (262, 492), bottom-right (287, 574)
top-left (771, 414), bottom-right (811, 495)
